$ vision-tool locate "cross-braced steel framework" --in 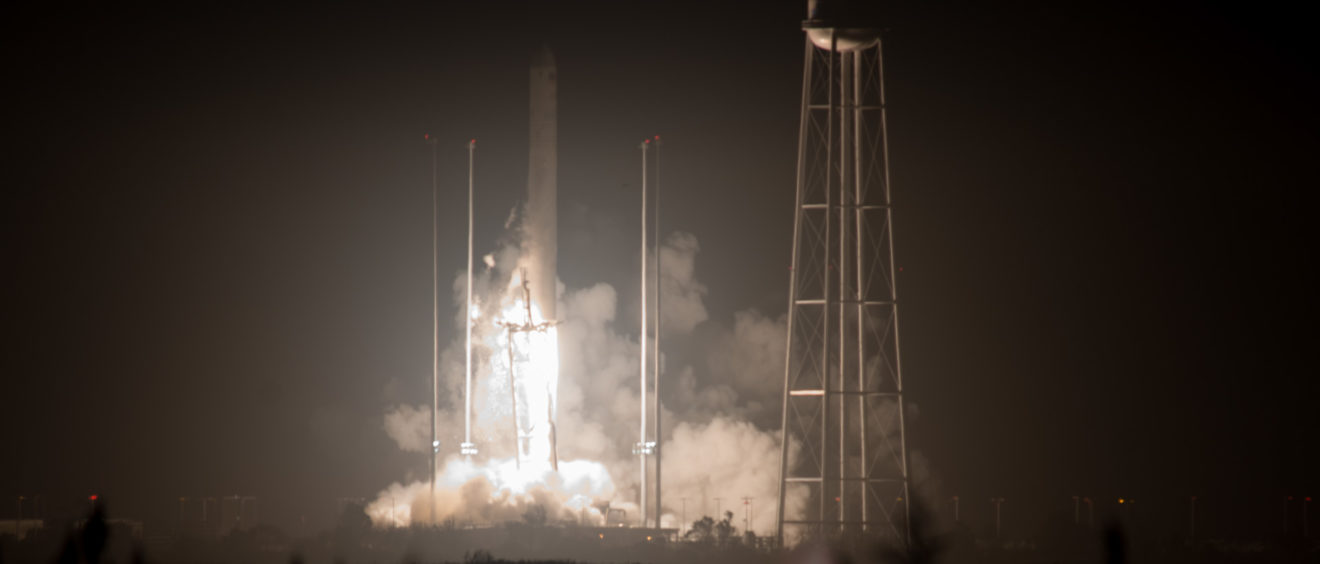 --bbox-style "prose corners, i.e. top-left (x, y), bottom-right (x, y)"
top-left (777, 27), bottom-right (911, 546)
